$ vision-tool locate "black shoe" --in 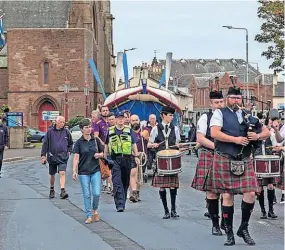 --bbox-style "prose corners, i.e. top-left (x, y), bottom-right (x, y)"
top-left (212, 226), bottom-right (223, 236)
top-left (268, 210), bottom-right (278, 219)
top-left (163, 212), bottom-right (170, 219)
top-left (260, 210), bottom-right (267, 219)
top-left (281, 194), bottom-right (284, 203)
top-left (237, 226), bottom-right (255, 245)
top-left (171, 210), bottom-right (180, 218)
top-left (49, 189), bottom-right (55, 199)
top-left (224, 229), bottom-right (235, 246)
top-left (204, 212), bottom-right (211, 219)
top-left (60, 189), bottom-right (68, 199)
top-left (117, 207), bottom-right (124, 212)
